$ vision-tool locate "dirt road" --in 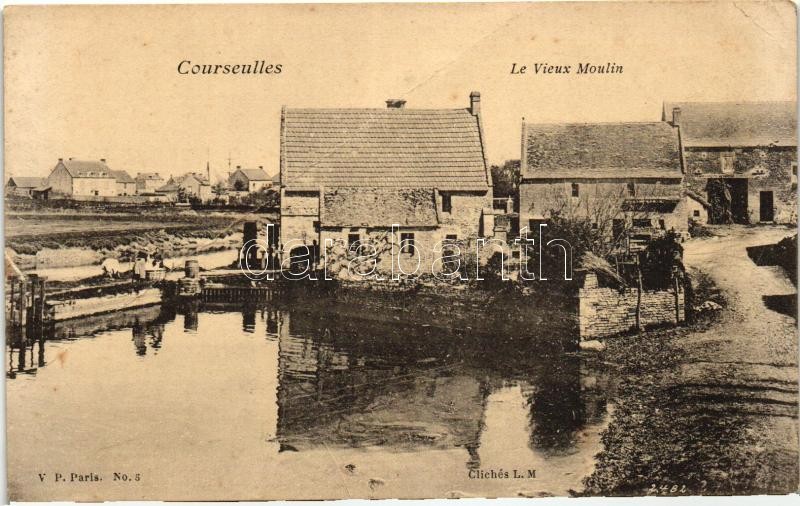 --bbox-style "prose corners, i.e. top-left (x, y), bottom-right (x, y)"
top-left (681, 226), bottom-right (798, 491)
top-left (585, 225), bottom-right (797, 495)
